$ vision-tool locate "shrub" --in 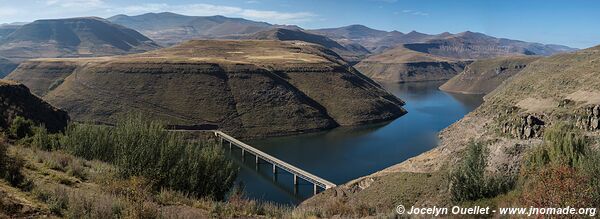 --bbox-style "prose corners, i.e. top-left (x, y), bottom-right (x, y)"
top-left (449, 141), bottom-right (515, 202)
top-left (9, 116), bottom-right (34, 139)
top-left (62, 123), bottom-right (113, 162)
top-left (30, 125), bottom-right (62, 151)
top-left (525, 123), bottom-right (586, 170)
top-left (521, 166), bottom-right (593, 207)
top-left (0, 142), bottom-right (26, 187)
top-left (580, 149), bottom-right (600, 206)
top-left (61, 114), bottom-right (238, 200)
